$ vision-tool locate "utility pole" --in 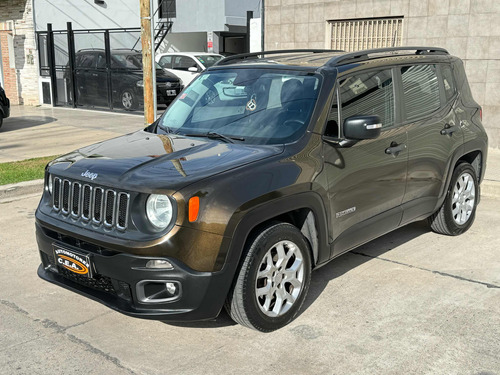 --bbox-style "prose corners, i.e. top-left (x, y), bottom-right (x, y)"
top-left (140, 0), bottom-right (155, 124)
